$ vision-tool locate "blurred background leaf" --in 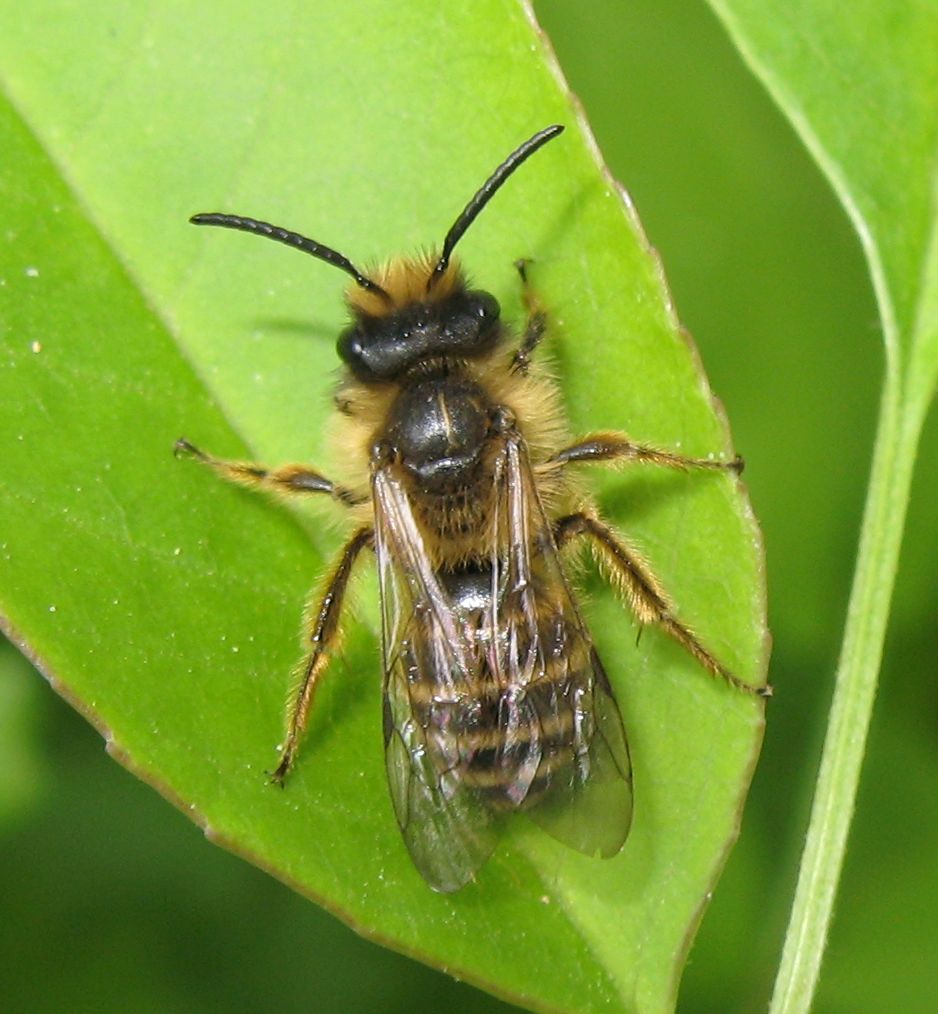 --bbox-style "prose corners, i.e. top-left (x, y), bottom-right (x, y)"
top-left (699, 3), bottom-right (938, 1010)
top-left (1, 1), bottom-right (935, 1012)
